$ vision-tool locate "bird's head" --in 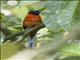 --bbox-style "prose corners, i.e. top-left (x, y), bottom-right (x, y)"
top-left (28, 6), bottom-right (46, 15)
top-left (28, 10), bottom-right (40, 15)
